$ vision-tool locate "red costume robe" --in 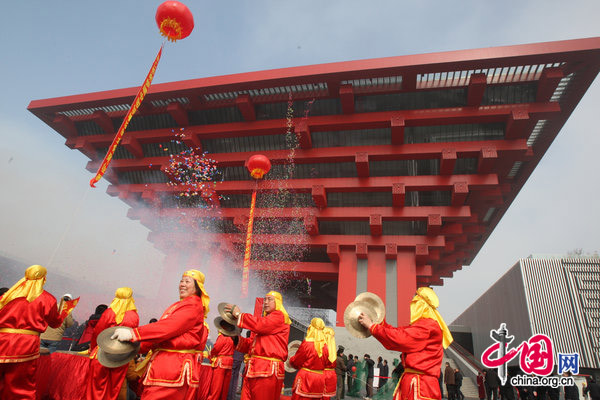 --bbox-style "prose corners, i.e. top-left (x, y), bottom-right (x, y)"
top-left (86, 308), bottom-right (139, 400)
top-left (289, 340), bottom-right (327, 400)
top-left (131, 295), bottom-right (208, 400)
top-left (322, 345), bottom-right (336, 400)
top-left (0, 292), bottom-right (64, 400)
top-left (236, 310), bottom-right (290, 400)
top-left (207, 334), bottom-right (234, 400)
top-left (370, 318), bottom-right (443, 400)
